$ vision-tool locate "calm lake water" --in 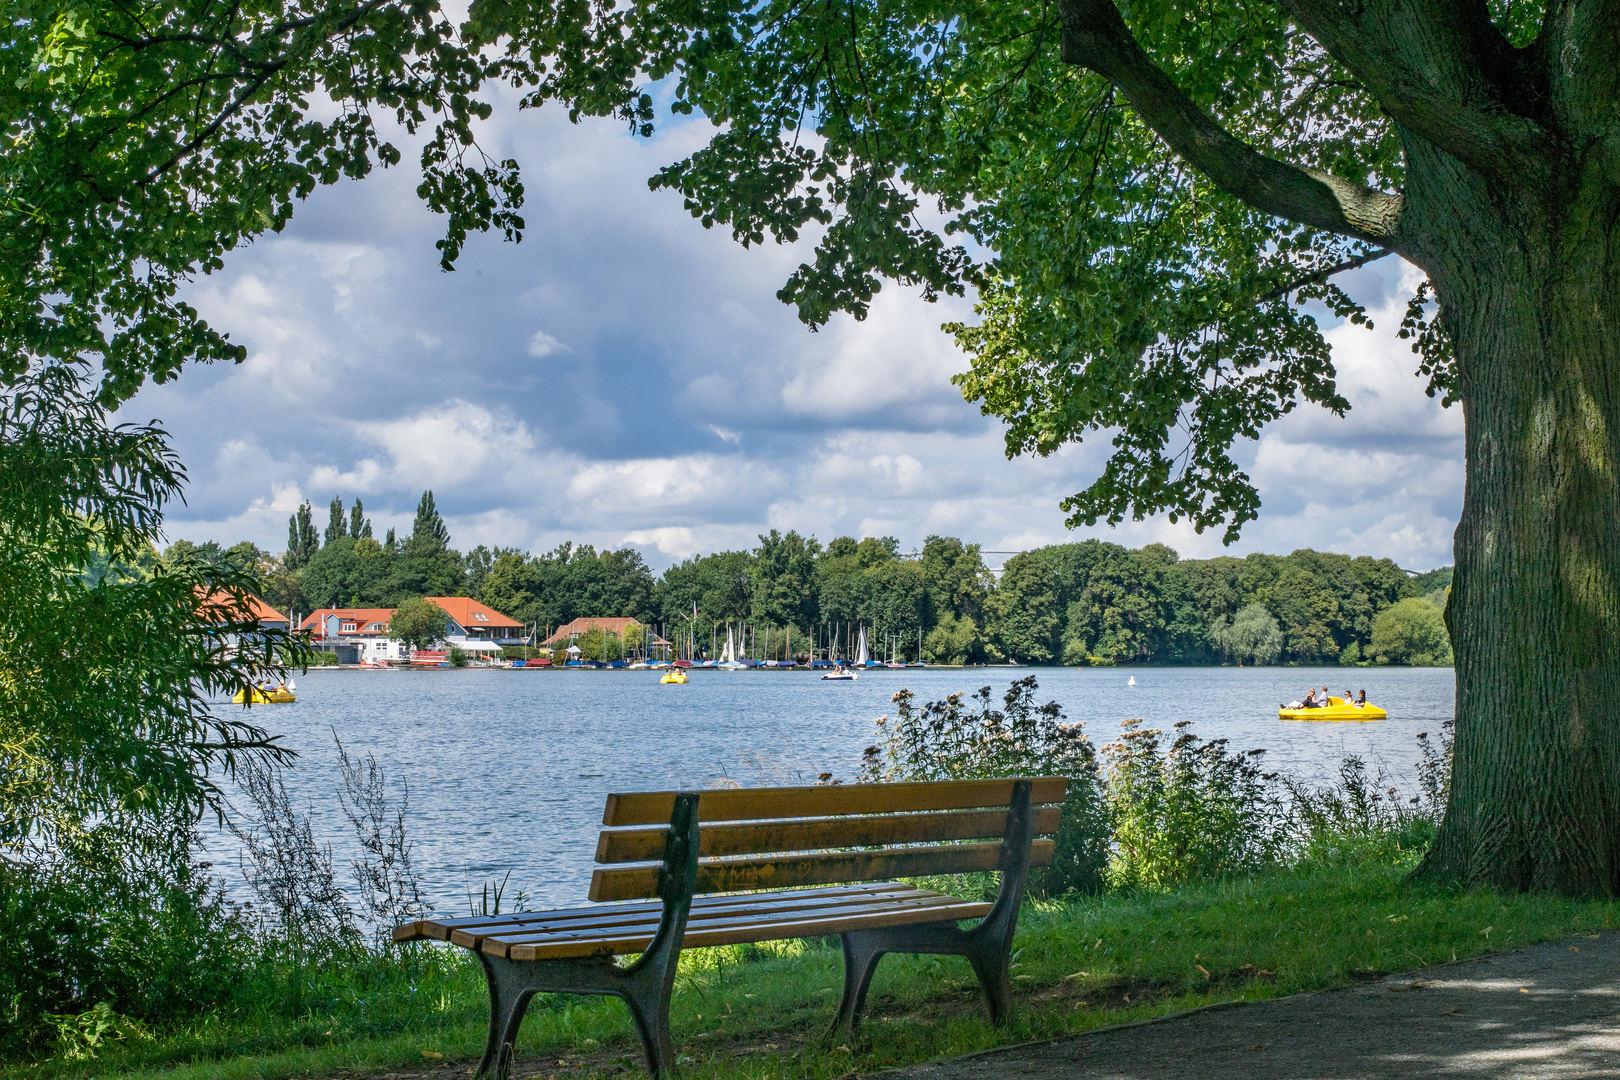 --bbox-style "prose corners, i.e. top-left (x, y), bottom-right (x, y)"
top-left (209, 665), bottom-right (1455, 917)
